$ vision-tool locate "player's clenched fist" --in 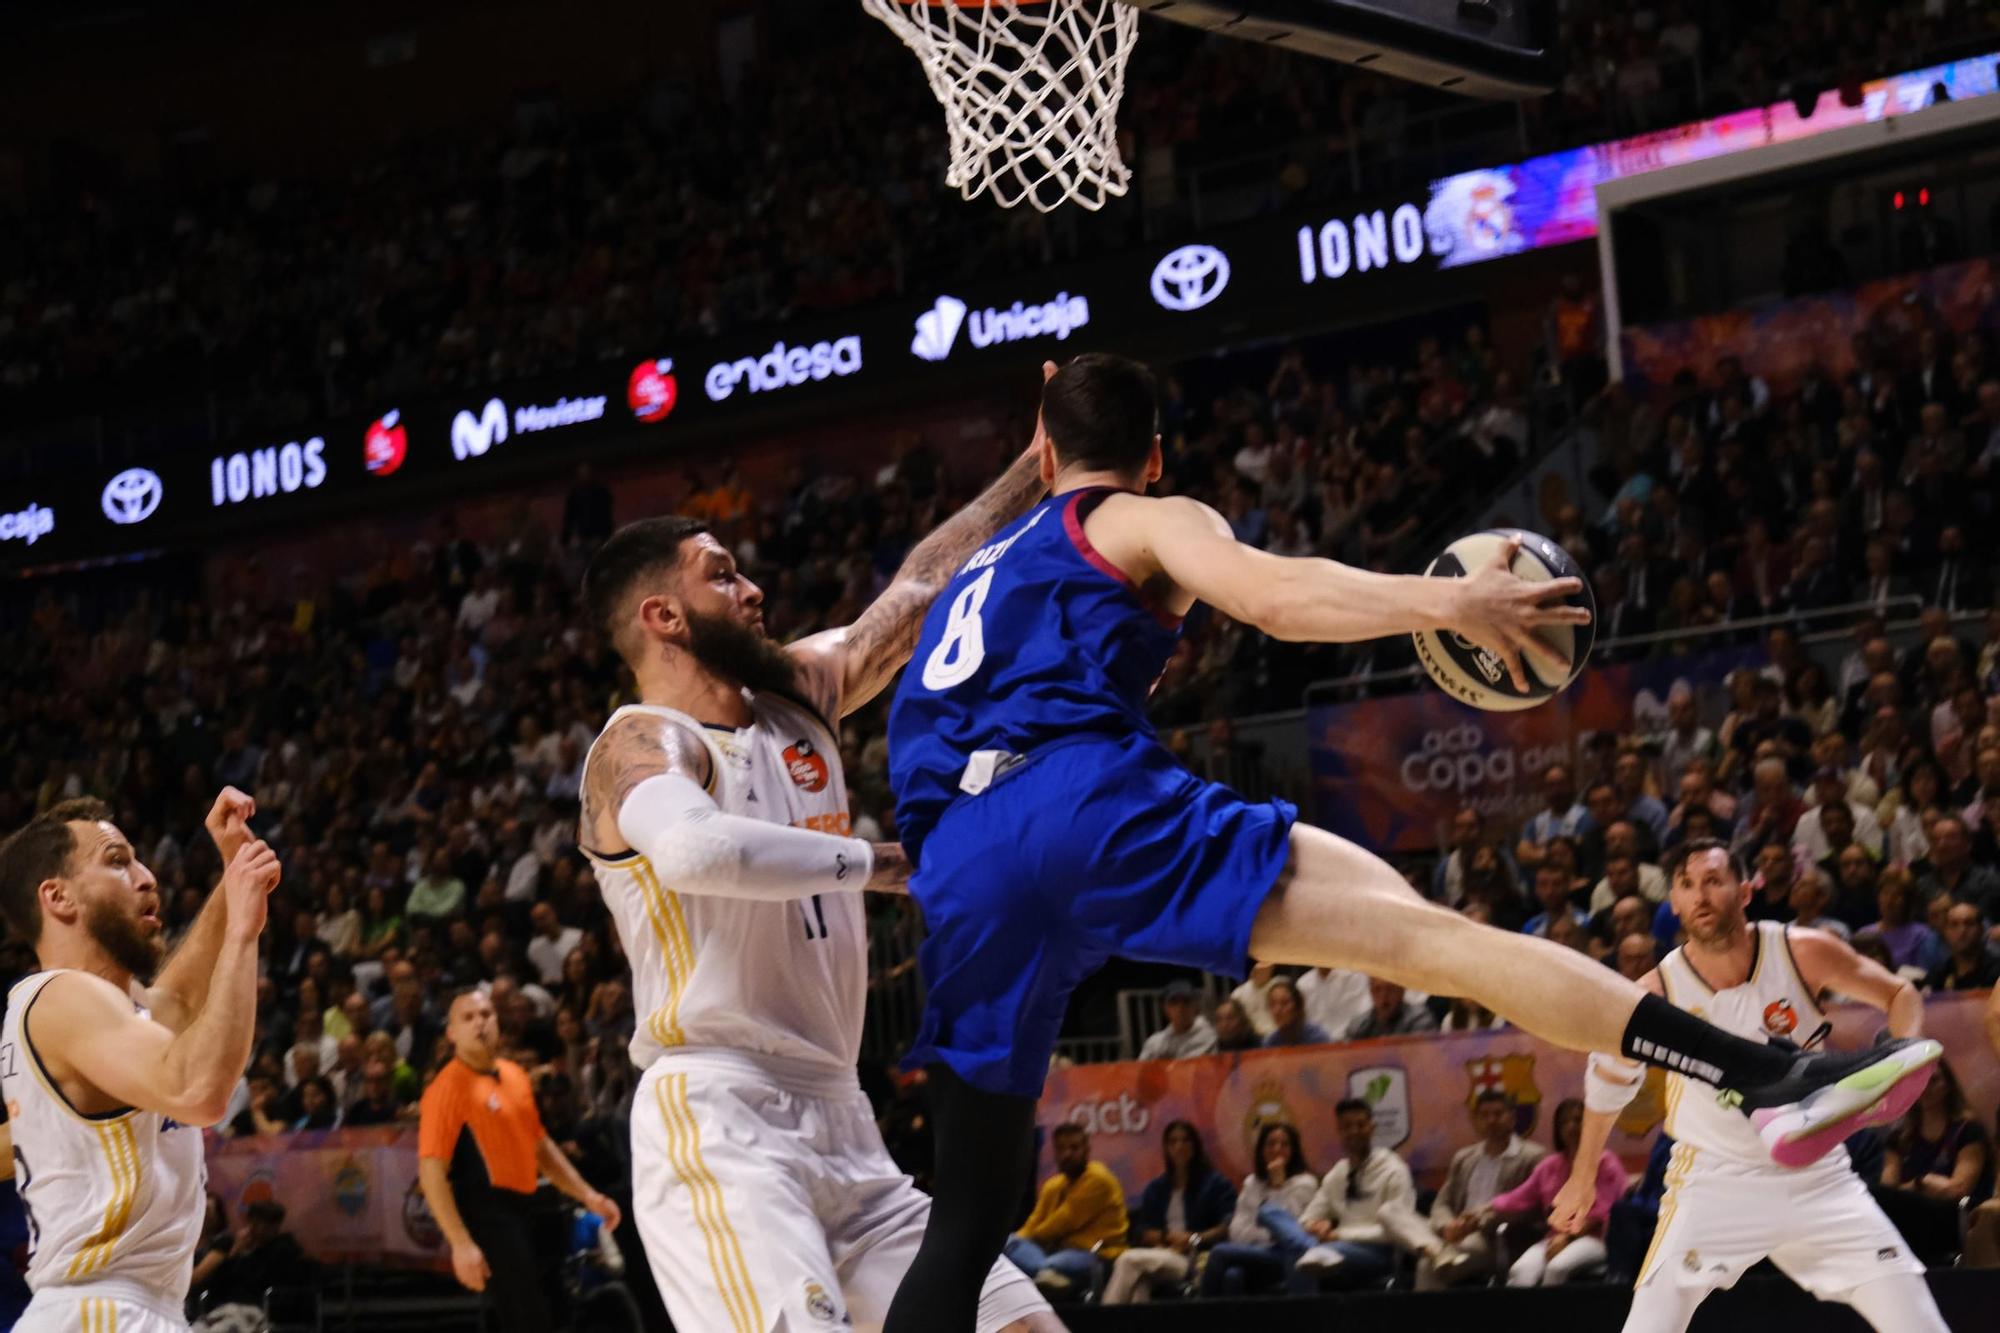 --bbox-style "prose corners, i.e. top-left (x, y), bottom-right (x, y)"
top-left (222, 839), bottom-right (282, 934)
